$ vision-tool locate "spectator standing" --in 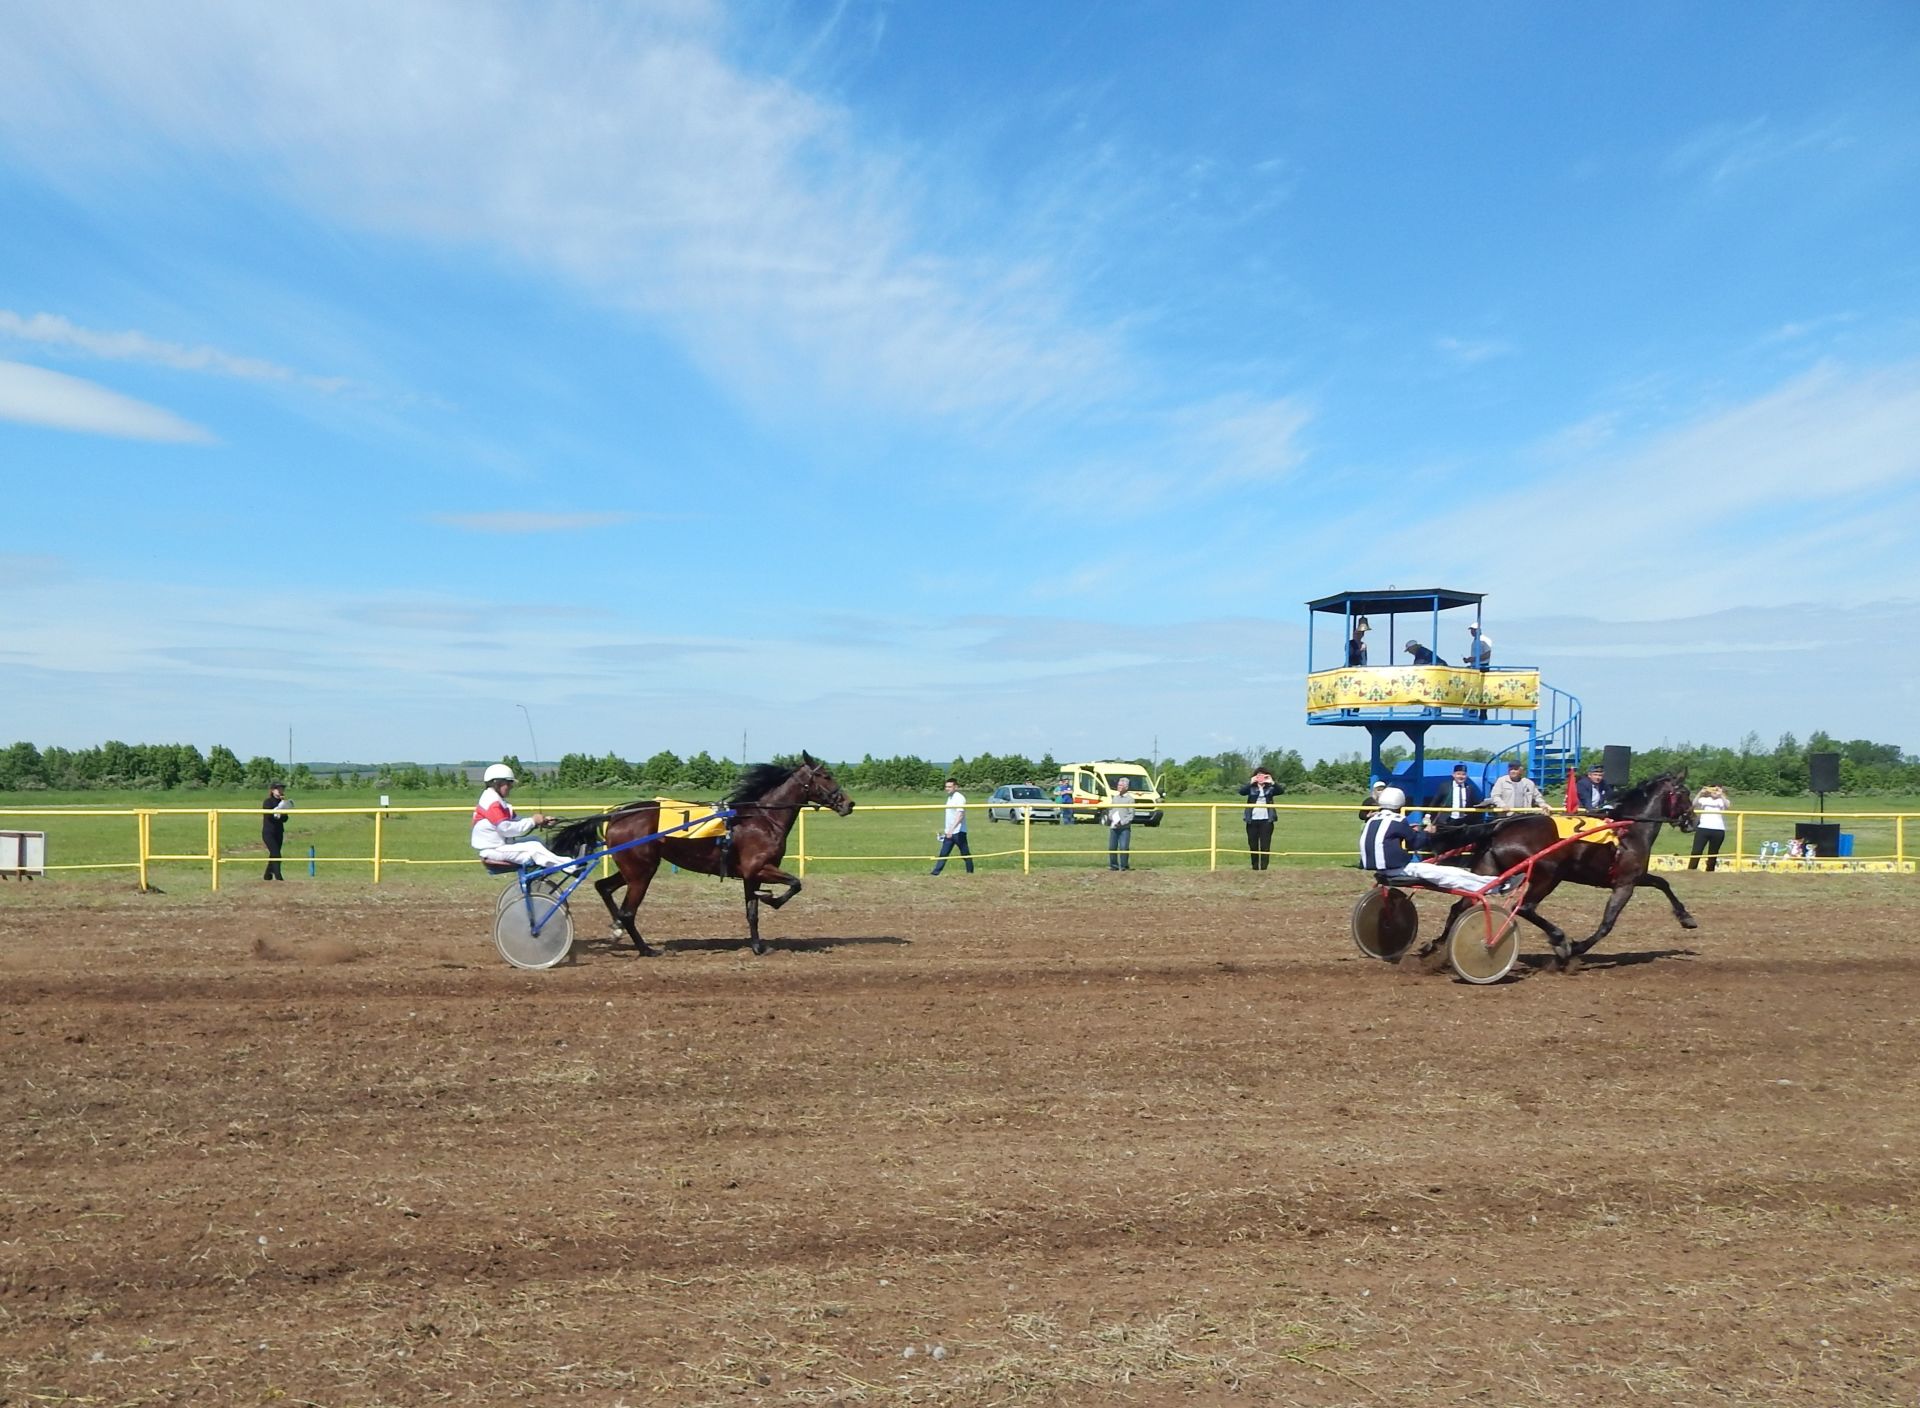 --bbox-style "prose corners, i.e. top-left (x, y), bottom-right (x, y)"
top-left (1346, 615), bottom-right (1370, 667)
top-left (930, 778), bottom-right (973, 875)
top-left (1427, 764), bottom-right (1482, 821)
top-left (1466, 624), bottom-right (1493, 670)
top-left (1575, 764), bottom-right (1613, 813)
top-left (471, 763), bottom-right (572, 871)
top-left (1105, 777), bottom-right (1136, 871)
top-left (261, 781), bottom-right (290, 881)
top-left (1488, 761), bottom-right (1551, 813)
top-left (1689, 784), bottom-right (1729, 870)
top-left (1238, 769), bottom-right (1282, 870)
